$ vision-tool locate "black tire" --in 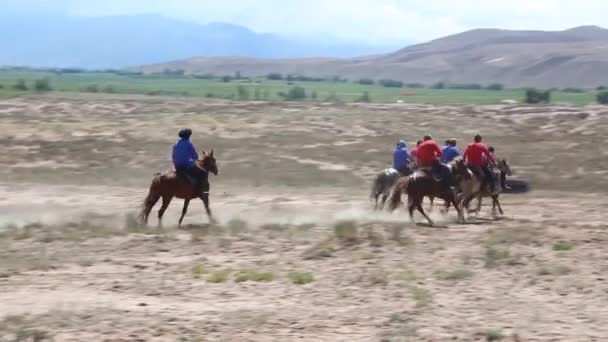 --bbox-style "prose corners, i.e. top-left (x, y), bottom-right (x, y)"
top-left (503, 178), bottom-right (530, 194)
